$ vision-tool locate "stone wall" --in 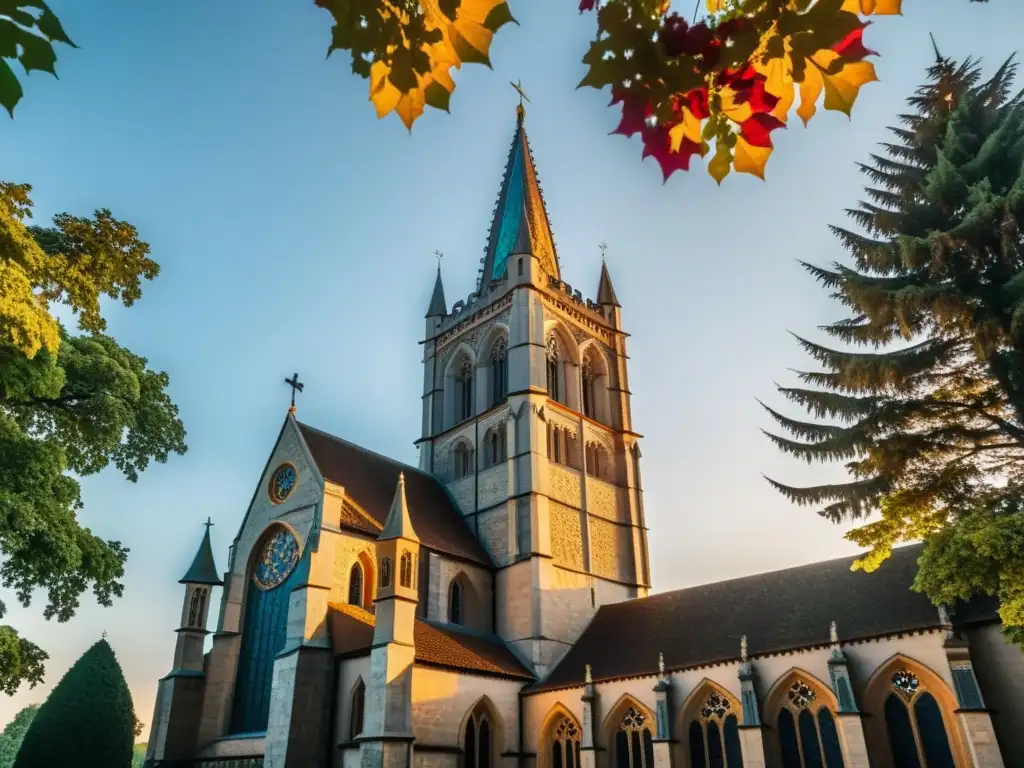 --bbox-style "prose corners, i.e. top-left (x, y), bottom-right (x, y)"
top-left (549, 464), bottom-right (581, 508)
top-left (588, 519), bottom-right (633, 583)
top-left (478, 464), bottom-right (508, 508)
top-left (585, 477), bottom-right (625, 523)
top-left (477, 505), bottom-right (511, 567)
top-left (549, 502), bottom-right (584, 570)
